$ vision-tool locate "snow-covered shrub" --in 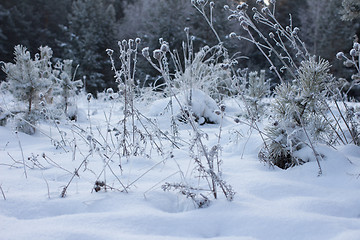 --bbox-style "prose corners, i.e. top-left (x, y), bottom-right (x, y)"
top-left (142, 31), bottom-right (230, 126)
top-left (1, 45), bottom-right (53, 133)
top-left (224, 1), bottom-right (339, 172)
top-left (1, 45), bottom-right (51, 114)
top-left (1, 45), bottom-right (81, 133)
top-left (260, 58), bottom-right (334, 169)
top-left (172, 44), bottom-right (233, 101)
top-left (52, 59), bottom-right (82, 120)
top-left (143, 27), bottom-right (234, 204)
top-left (149, 88), bottom-right (221, 125)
